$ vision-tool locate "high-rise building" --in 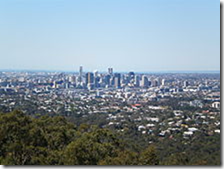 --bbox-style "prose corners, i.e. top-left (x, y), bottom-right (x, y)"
top-left (104, 74), bottom-right (111, 86)
top-left (94, 76), bottom-right (100, 88)
top-left (86, 72), bottom-right (94, 85)
top-left (141, 75), bottom-right (149, 87)
top-left (93, 70), bottom-right (98, 77)
top-left (79, 66), bottom-right (83, 77)
top-left (110, 76), bottom-right (115, 86)
top-left (161, 79), bottom-right (166, 86)
top-left (152, 79), bottom-right (158, 87)
top-left (134, 75), bottom-right (140, 87)
top-left (114, 73), bottom-right (121, 88)
top-left (108, 68), bottom-right (113, 75)
top-left (148, 80), bottom-right (151, 87)
top-left (129, 71), bottom-right (135, 80)
top-left (78, 66), bottom-right (83, 83)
